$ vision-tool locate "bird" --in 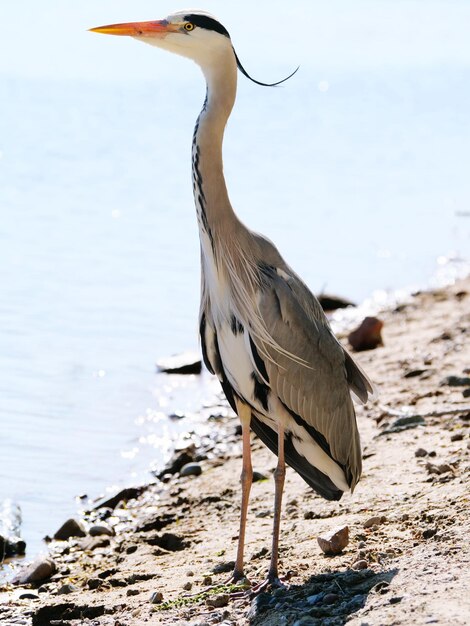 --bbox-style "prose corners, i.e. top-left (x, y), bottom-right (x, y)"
top-left (91, 10), bottom-right (375, 591)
